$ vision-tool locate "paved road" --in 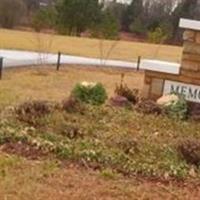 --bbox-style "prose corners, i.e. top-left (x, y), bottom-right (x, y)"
top-left (0, 49), bottom-right (180, 74)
